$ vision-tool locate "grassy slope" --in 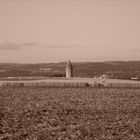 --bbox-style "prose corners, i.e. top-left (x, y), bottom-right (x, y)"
top-left (1, 87), bottom-right (140, 140)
